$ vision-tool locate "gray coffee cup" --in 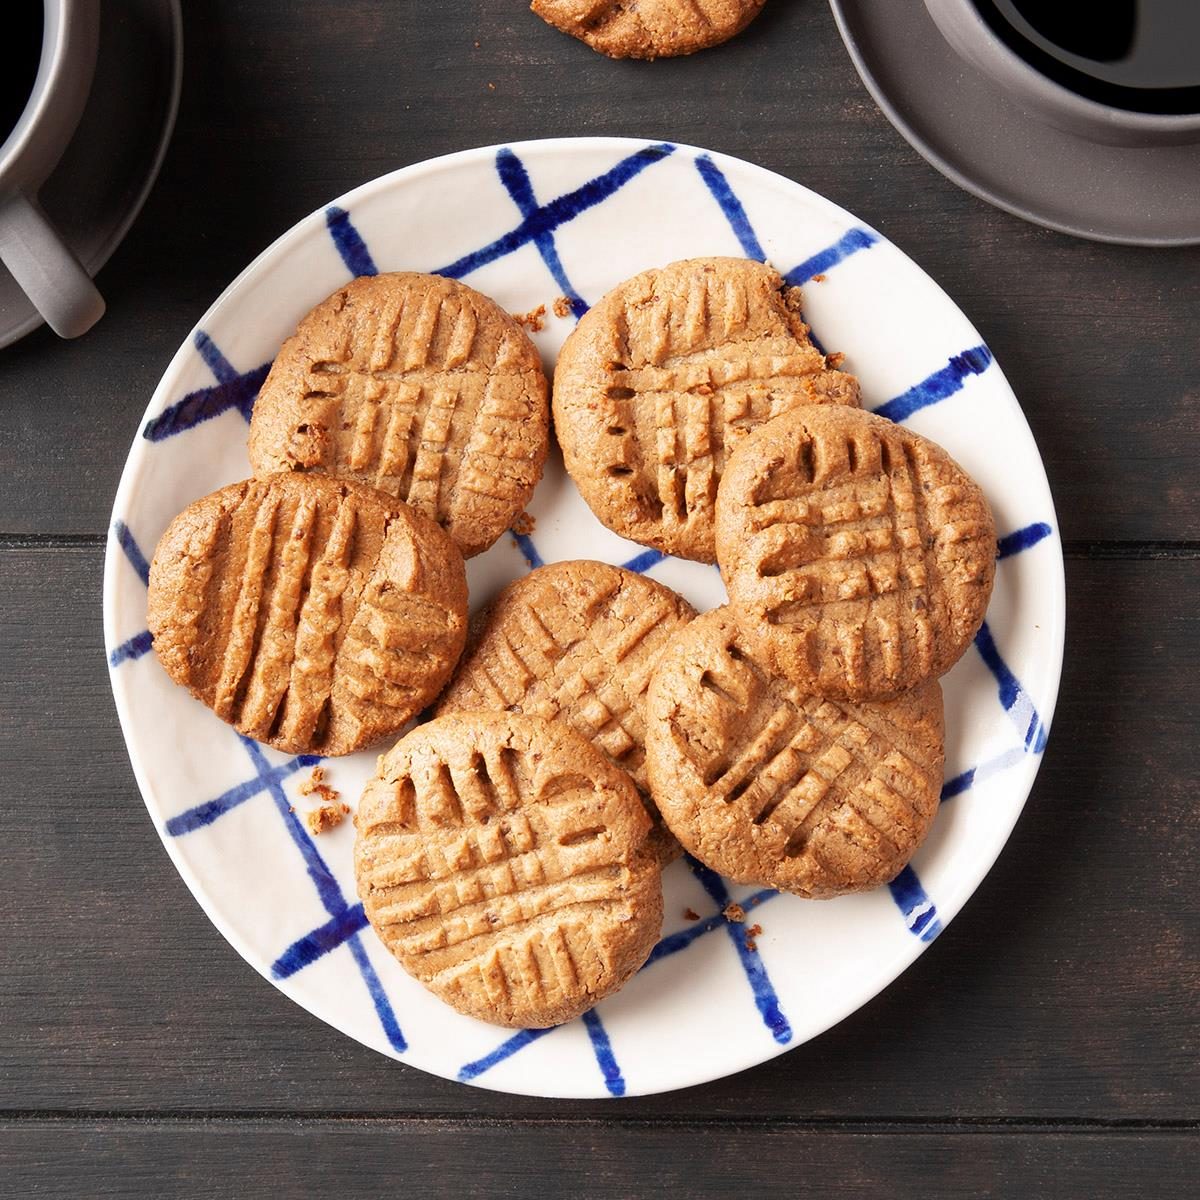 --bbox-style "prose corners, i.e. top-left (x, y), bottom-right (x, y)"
top-left (0, 0), bottom-right (105, 339)
top-left (924, 0), bottom-right (1200, 146)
